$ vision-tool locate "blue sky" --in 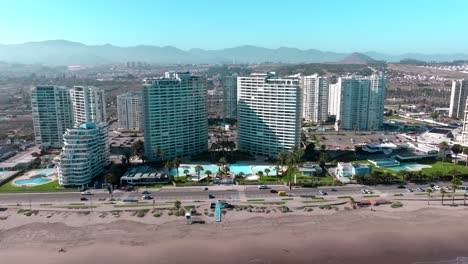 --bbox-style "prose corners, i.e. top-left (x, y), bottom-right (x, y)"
top-left (0, 0), bottom-right (466, 53)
